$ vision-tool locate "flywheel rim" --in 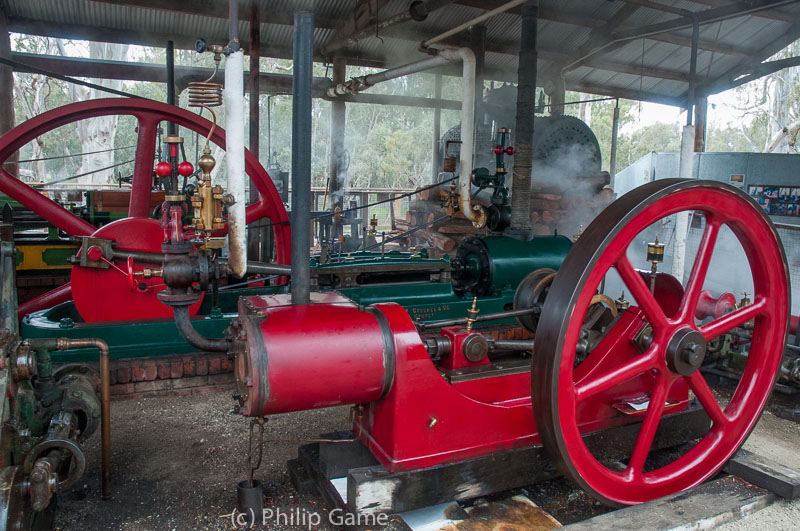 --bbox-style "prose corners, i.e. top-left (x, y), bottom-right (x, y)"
top-left (531, 178), bottom-right (789, 506)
